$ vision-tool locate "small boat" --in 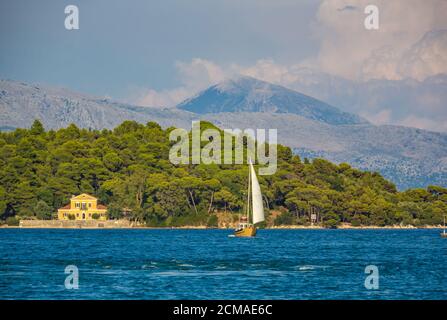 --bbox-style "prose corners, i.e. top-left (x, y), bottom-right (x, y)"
top-left (441, 215), bottom-right (447, 238)
top-left (234, 160), bottom-right (265, 237)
